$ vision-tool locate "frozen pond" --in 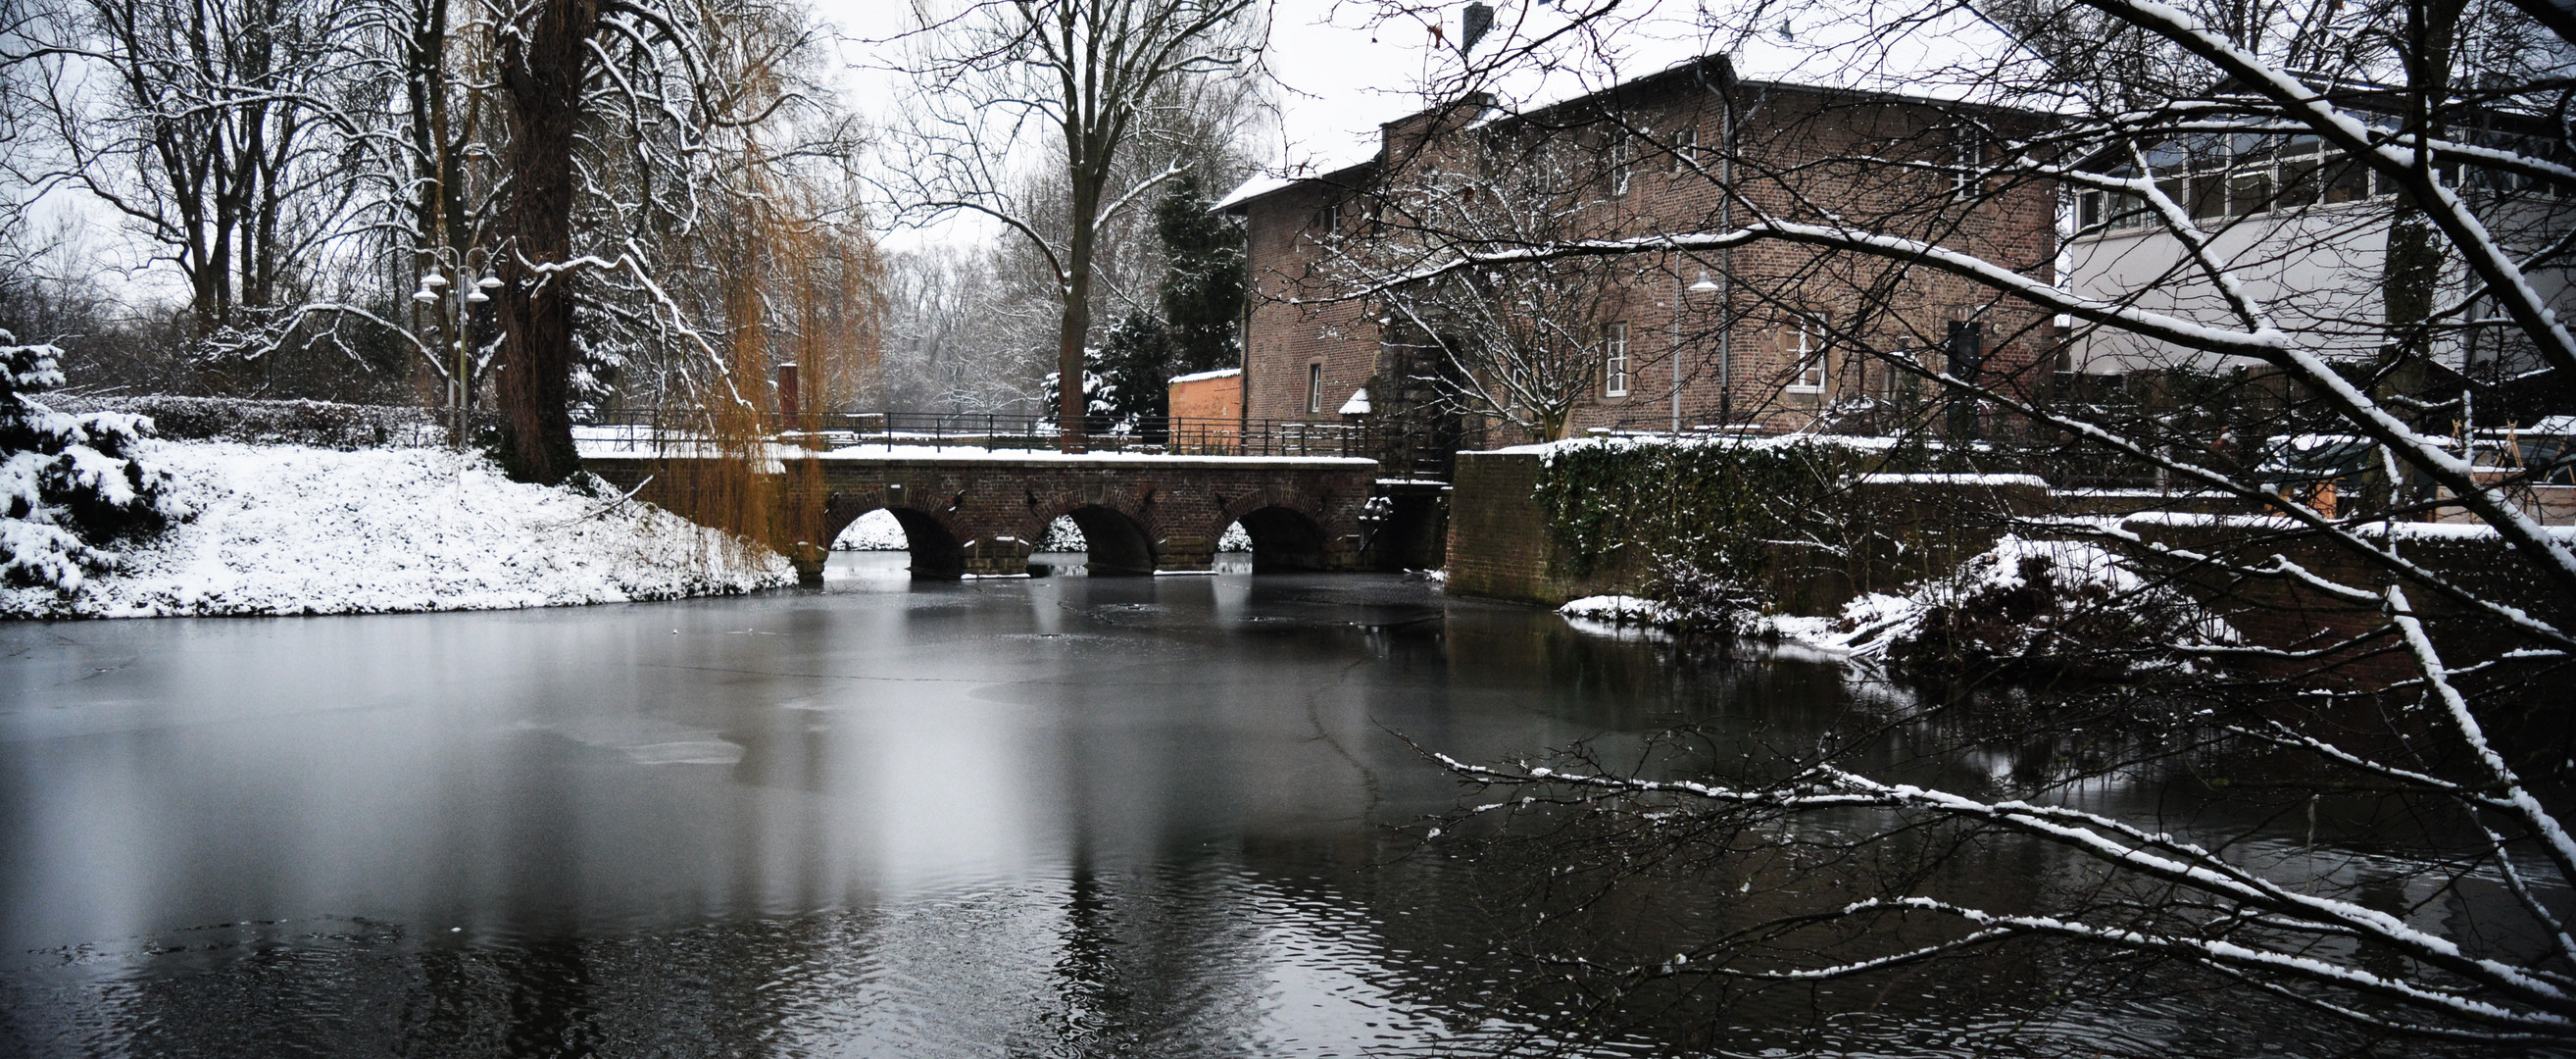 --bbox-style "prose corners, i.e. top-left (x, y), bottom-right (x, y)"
top-left (0, 553), bottom-right (2496, 1056)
